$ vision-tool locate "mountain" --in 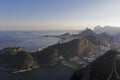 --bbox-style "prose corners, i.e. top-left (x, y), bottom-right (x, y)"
top-left (0, 46), bottom-right (37, 71)
top-left (99, 32), bottom-right (113, 41)
top-left (83, 35), bottom-right (101, 45)
top-left (35, 38), bottom-right (97, 65)
top-left (70, 50), bottom-right (120, 80)
top-left (94, 25), bottom-right (120, 35)
top-left (74, 28), bottom-right (98, 38)
top-left (0, 37), bottom-right (98, 72)
top-left (93, 25), bottom-right (103, 34)
top-left (61, 32), bottom-right (72, 36)
top-left (59, 32), bottom-right (72, 41)
top-left (73, 28), bottom-right (112, 45)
